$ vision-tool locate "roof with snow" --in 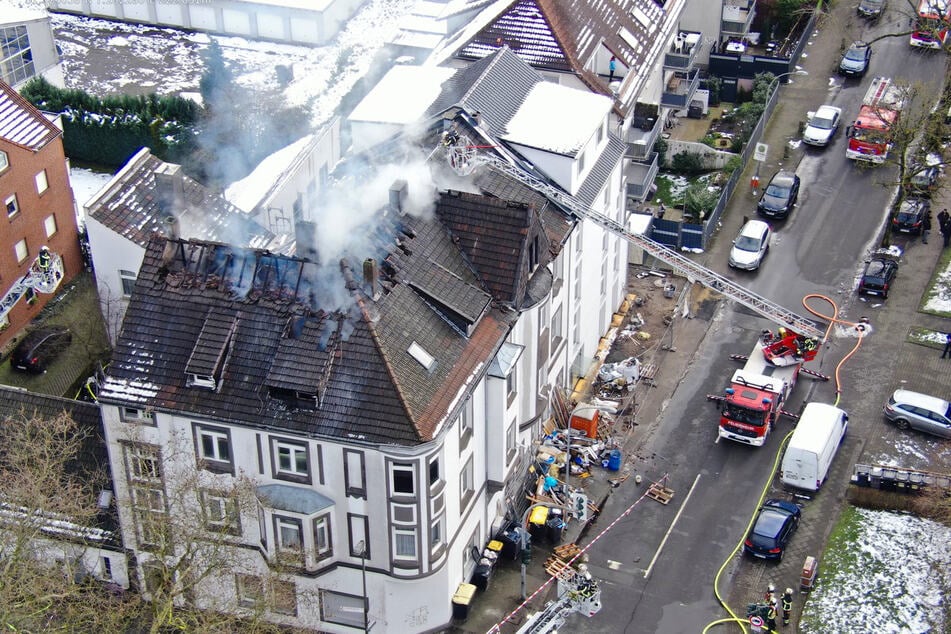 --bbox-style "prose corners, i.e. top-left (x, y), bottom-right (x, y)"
top-left (348, 65), bottom-right (456, 126)
top-left (430, 0), bottom-right (672, 115)
top-left (225, 133), bottom-right (317, 213)
top-left (87, 148), bottom-right (282, 252)
top-left (98, 182), bottom-right (567, 444)
top-left (0, 79), bottom-right (62, 150)
top-left (503, 81), bottom-right (612, 156)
